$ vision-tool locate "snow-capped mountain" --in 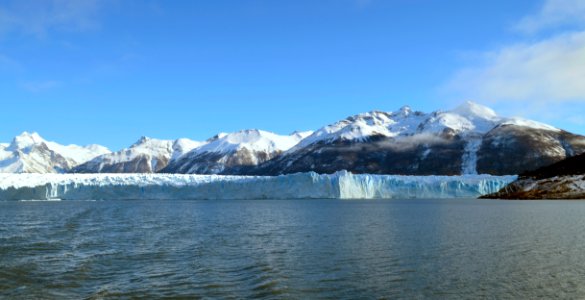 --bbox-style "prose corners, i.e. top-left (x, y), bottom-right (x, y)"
top-left (72, 137), bottom-right (204, 173)
top-left (0, 132), bottom-right (110, 173)
top-left (2, 102), bottom-right (583, 176)
top-left (254, 101), bottom-right (585, 176)
top-left (162, 129), bottom-right (312, 174)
